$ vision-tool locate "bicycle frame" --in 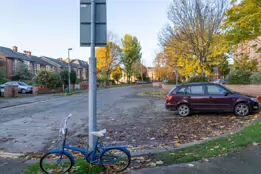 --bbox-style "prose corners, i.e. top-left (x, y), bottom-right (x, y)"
top-left (60, 128), bottom-right (103, 164)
